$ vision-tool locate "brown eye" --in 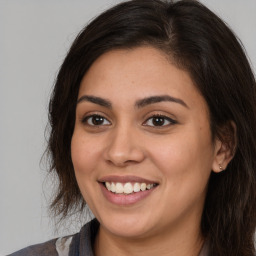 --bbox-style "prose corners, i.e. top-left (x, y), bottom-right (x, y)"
top-left (152, 116), bottom-right (165, 126)
top-left (144, 115), bottom-right (176, 127)
top-left (83, 115), bottom-right (111, 126)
